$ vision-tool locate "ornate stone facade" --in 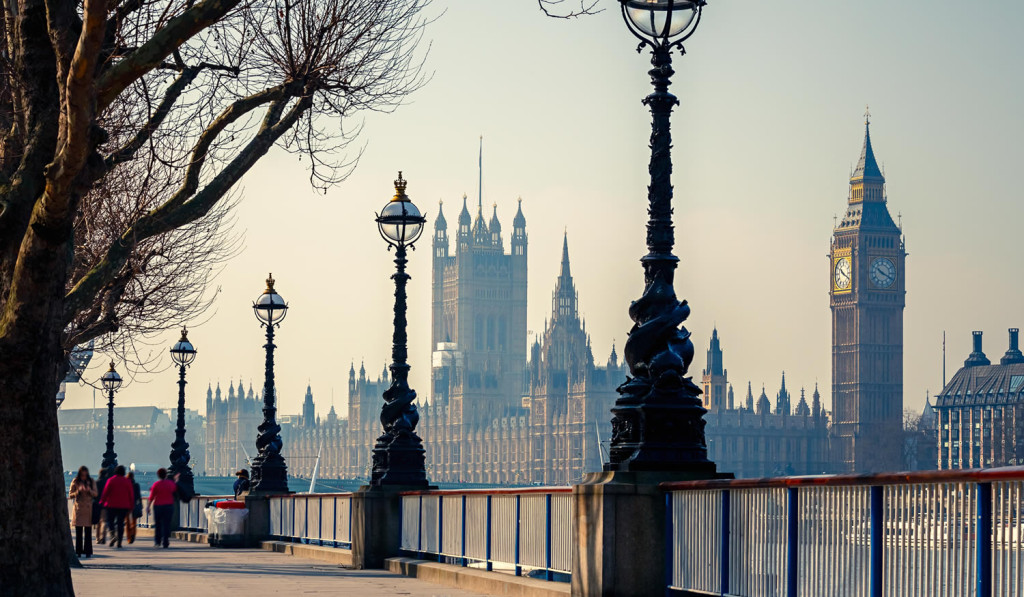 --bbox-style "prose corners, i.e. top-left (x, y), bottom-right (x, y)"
top-left (701, 329), bottom-right (832, 478)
